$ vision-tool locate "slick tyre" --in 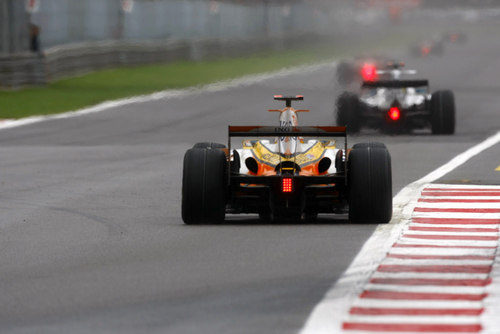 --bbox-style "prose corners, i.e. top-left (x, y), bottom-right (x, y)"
top-left (193, 142), bottom-right (226, 149)
top-left (182, 148), bottom-right (227, 224)
top-left (348, 143), bottom-right (392, 224)
top-left (352, 142), bottom-right (386, 149)
top-left (336, 62), bottom-right (356, 86)
top-left (336, 92), bottom-right (361, 133)
top-left (431, 90), bottom-right (455, 135)
top-left (409, 45), bottom-right (421, 58)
